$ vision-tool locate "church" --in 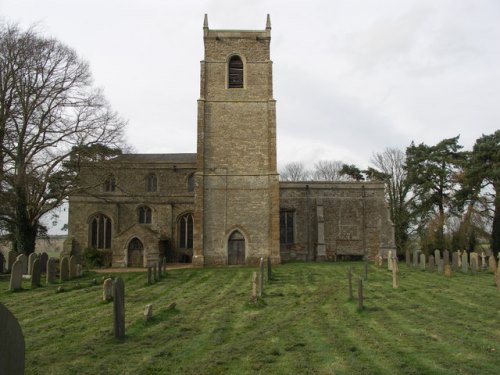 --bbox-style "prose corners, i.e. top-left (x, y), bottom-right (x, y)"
top-left (66, 15), bottom-right (396, 267)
